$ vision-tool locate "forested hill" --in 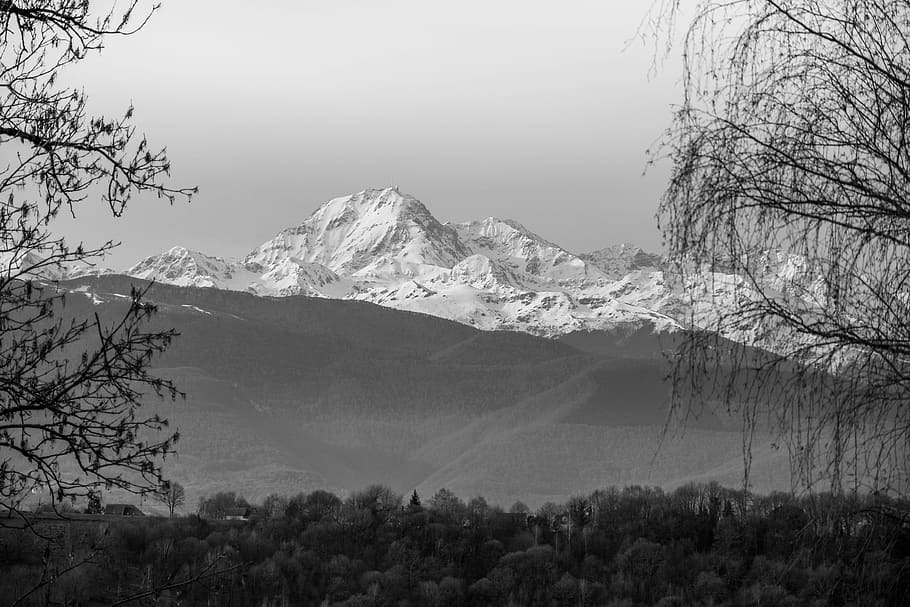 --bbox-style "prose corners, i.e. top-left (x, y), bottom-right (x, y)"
top-left (54, 276), bottom-right (791, 507)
